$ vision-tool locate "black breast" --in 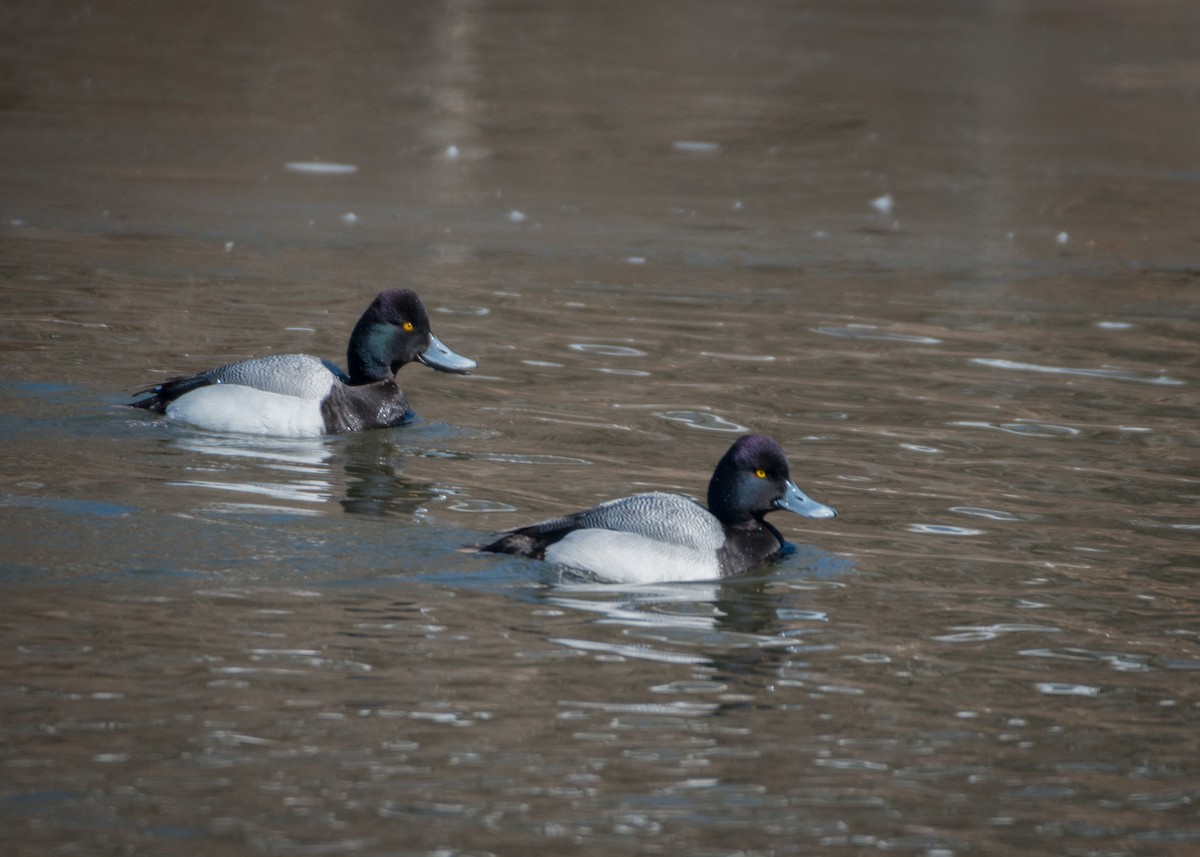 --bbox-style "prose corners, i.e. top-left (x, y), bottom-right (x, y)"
top-left (715, 521), bottom-right (788, 576)
top-left (319, 381), bottom-right (413, 433)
